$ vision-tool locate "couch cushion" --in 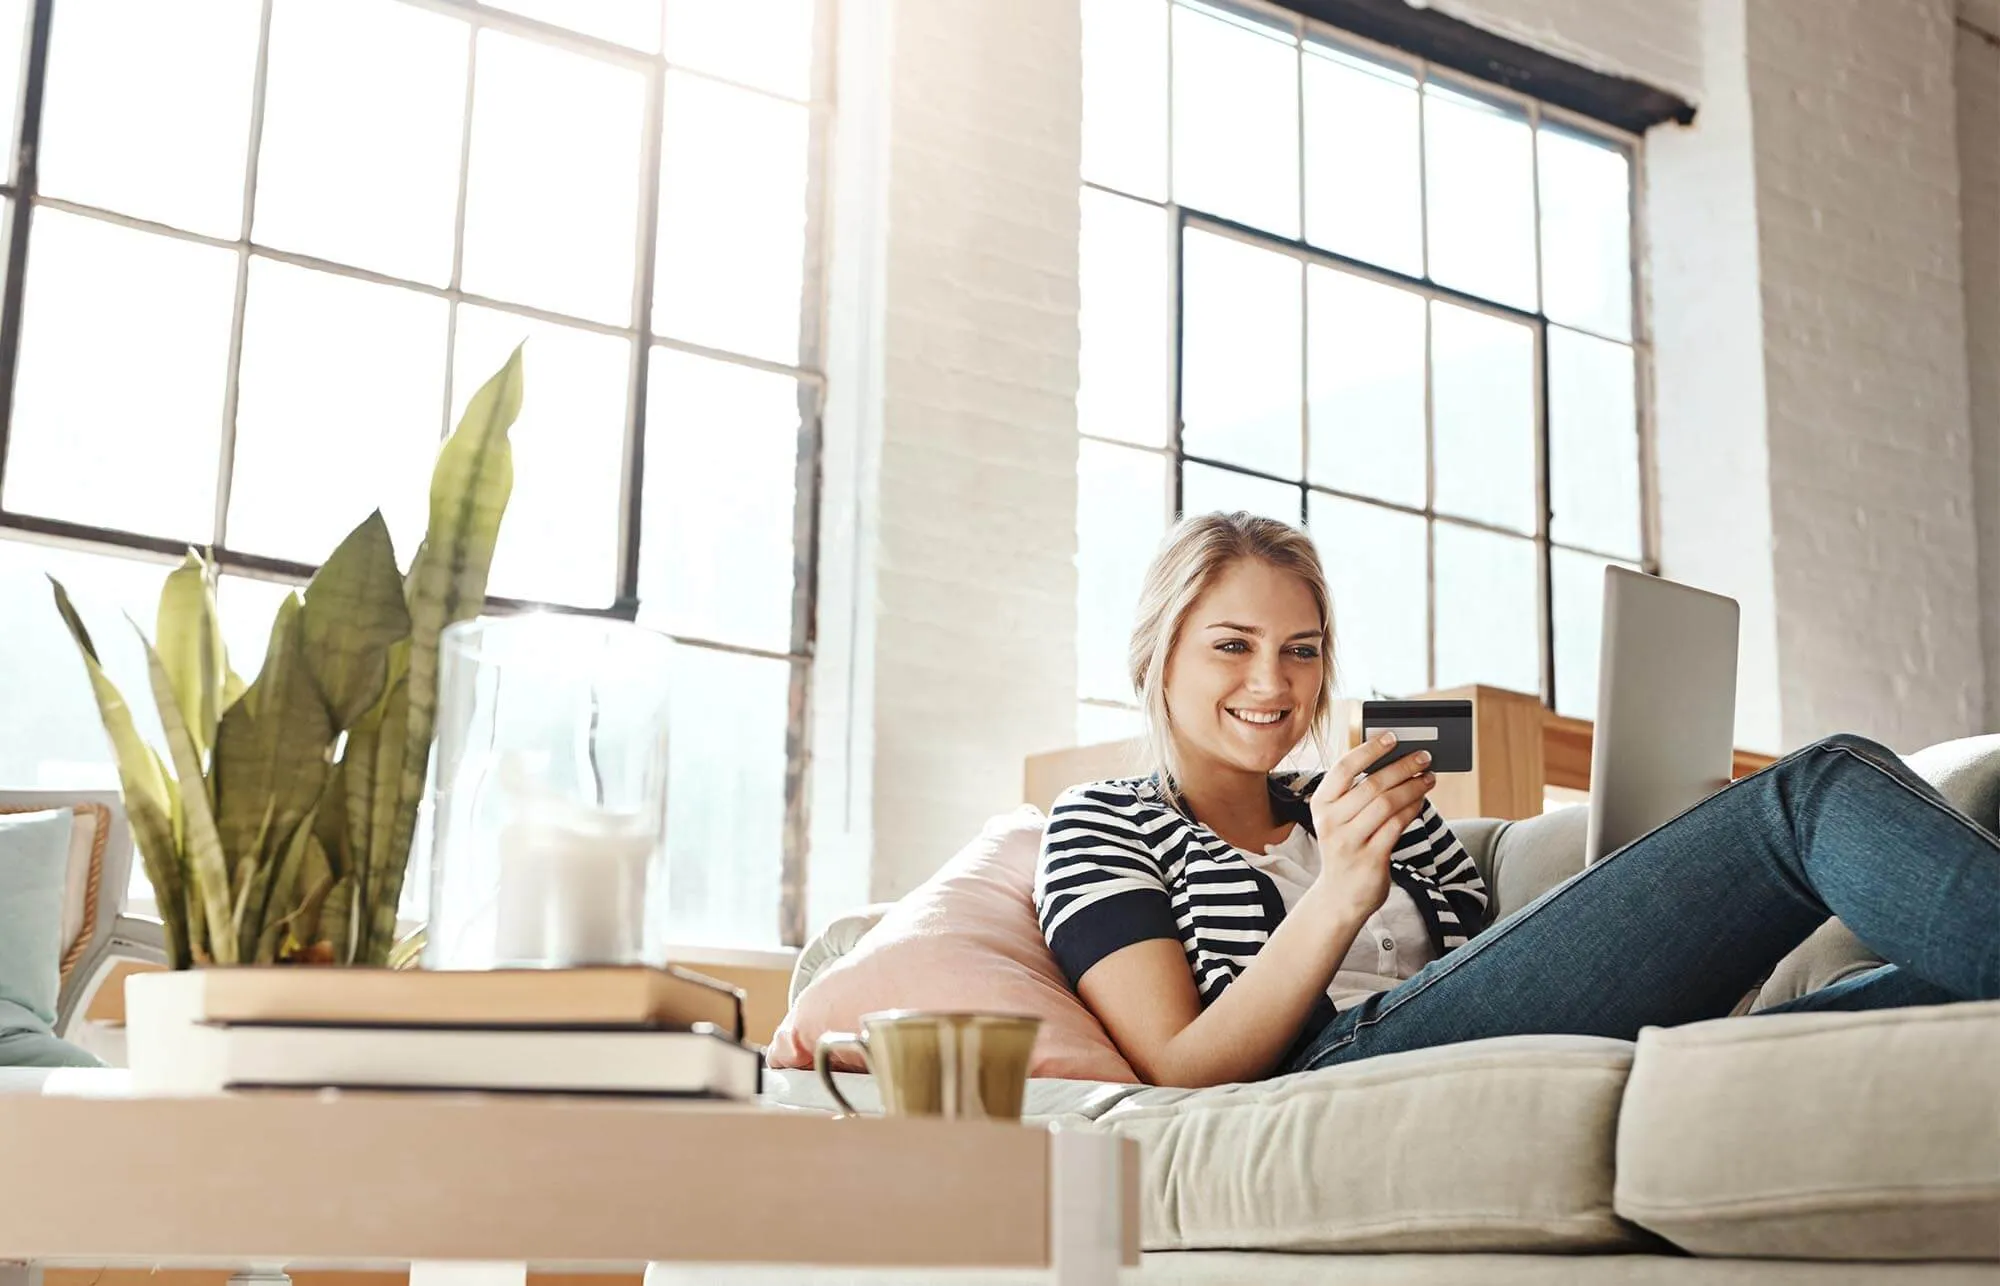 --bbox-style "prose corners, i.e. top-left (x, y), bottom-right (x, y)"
top-left (768, 806), bottom-right (1139, 1082)
top-left (0, 809), bottom-right (73, 1033)
top-left (1615, 999), bottom-right (2000, 1261)
top-left (1087, 1033), bottom-right (1645, 1254)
